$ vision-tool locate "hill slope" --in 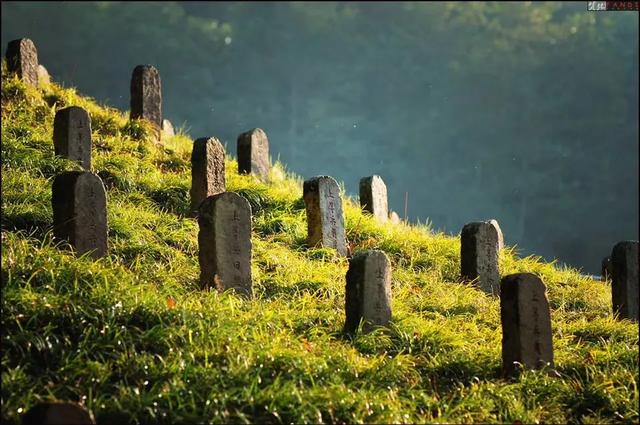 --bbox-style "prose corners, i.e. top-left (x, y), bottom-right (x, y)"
top-left (1, 61), bottom-right (638, 424)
